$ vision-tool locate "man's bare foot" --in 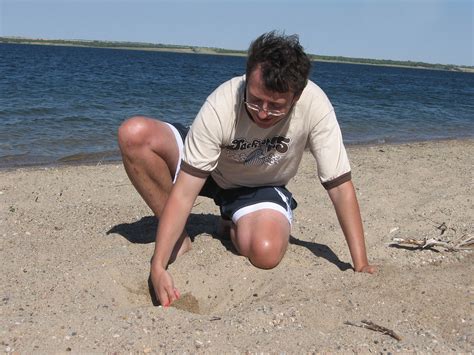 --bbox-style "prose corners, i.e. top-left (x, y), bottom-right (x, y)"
top-left (169, 233), bottom-right (192, 264)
